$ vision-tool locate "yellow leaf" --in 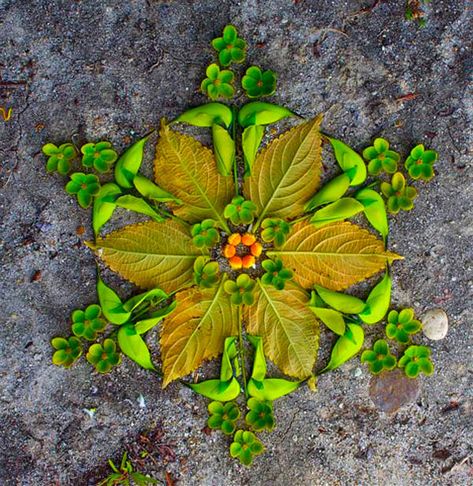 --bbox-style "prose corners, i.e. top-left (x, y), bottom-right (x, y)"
top-left (154, 122), bottom-right (234, 230)
top-left (91, 220), bottom-right (203, 293)
top-left (269, 221), bottom-right (401, 291)
top-left (160, 281), bottom-right (237, 386)
top-left (244, 116), bottom-right (323, 227)
top-left (245, 282), bottom-right (319, 379)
